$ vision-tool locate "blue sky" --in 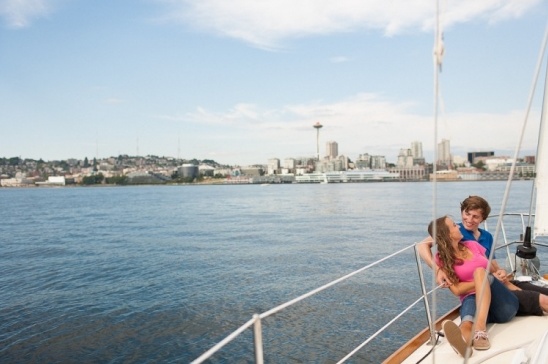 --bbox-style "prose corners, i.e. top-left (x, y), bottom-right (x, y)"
top-left (1, 0), bottom-right (547, 166)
